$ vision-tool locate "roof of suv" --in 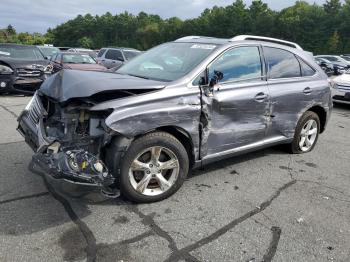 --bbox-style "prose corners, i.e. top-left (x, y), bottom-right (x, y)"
top-left (175, 35), bottom-right (304, 51)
